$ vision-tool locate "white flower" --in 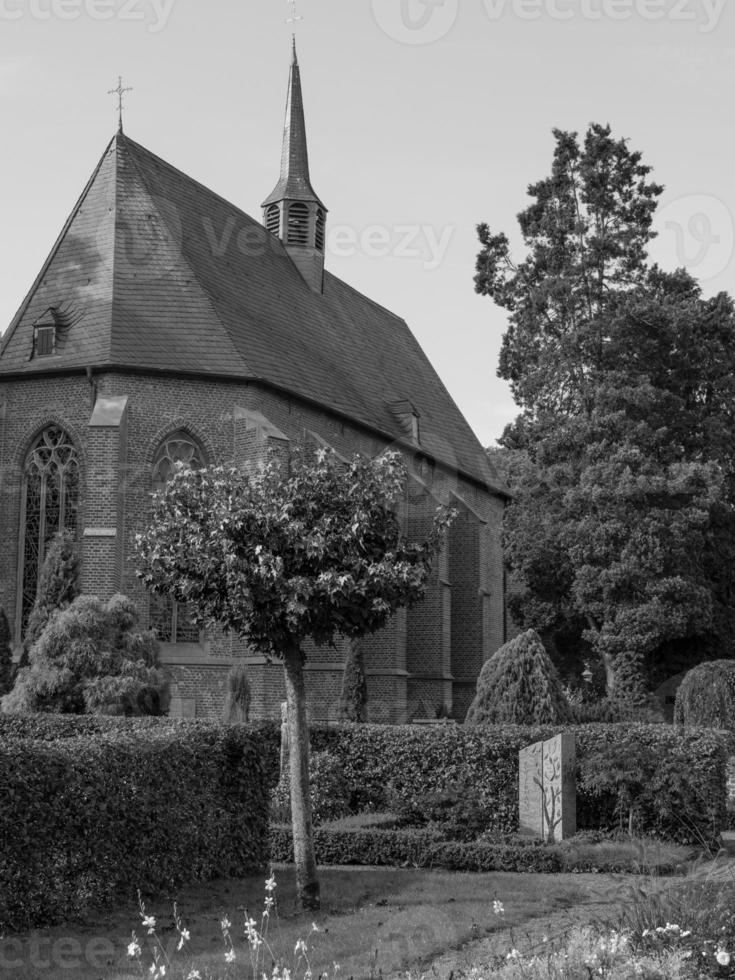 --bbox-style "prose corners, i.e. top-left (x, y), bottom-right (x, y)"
top-left (295, 938), bottom-right (308, 956)
top-left (186, 972), bottom-right (202, 980)
top-left (506, 949), bottom-right (521, 961)
top-left (225, 949), bottom-right (236, 963)
top-left (493, 900), bottom-right (505, 916)
top-left (716, 949), bottom-right (731, 966)
top-left (265, 873), bottom-right (277, 893)
top-left (311, 921), bottom-right (320, 932)
top-left (142, 914), bottom-right (156, 934)
top-left (127, 940), bottom-right (142, 958)
top-left (221, 916), bottom-right (232, 932)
